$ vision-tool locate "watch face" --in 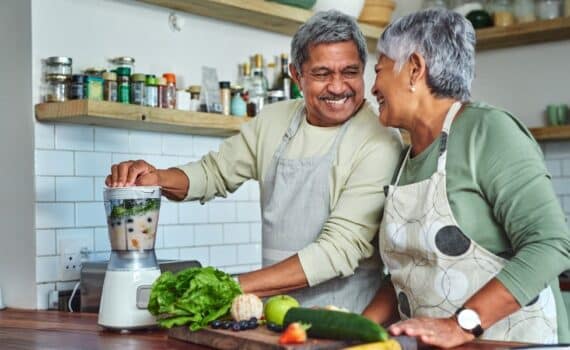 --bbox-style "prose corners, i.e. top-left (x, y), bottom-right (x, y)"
top-left (457, 309), bottom-right (481, 330)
